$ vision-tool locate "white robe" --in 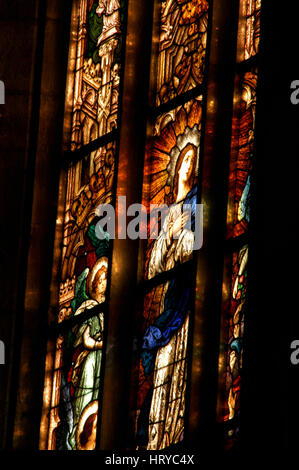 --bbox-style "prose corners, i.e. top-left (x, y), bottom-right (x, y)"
top-left (146, 201), bottom-right (194, 450)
